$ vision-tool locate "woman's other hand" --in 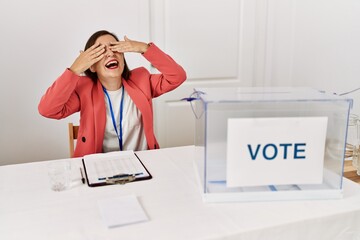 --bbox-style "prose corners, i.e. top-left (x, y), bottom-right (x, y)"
top-left (69, 43), bottom-right (105, 75)
top-left (109, 36), bottom-right (149, 54)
